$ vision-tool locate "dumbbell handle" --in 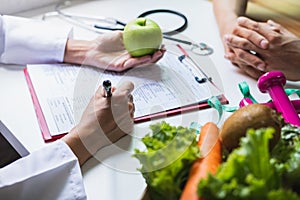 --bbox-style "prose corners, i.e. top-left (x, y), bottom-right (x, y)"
top-left (258, 71), bottom-right (300, 126)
